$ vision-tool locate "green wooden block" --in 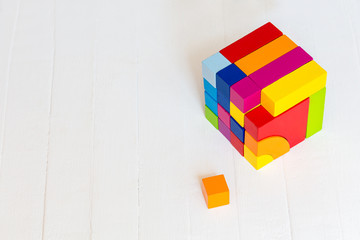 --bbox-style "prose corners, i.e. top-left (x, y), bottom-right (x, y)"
top-left (306, 87), bottom-right (326, 138)
top-left (205, 105), bottom-right (219, 129)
